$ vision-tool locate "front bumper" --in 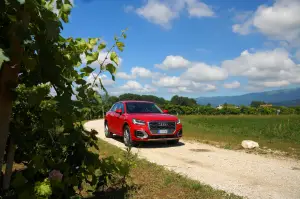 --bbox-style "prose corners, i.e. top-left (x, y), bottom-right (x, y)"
top-left (130, 123), bottom-right (183, 142)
